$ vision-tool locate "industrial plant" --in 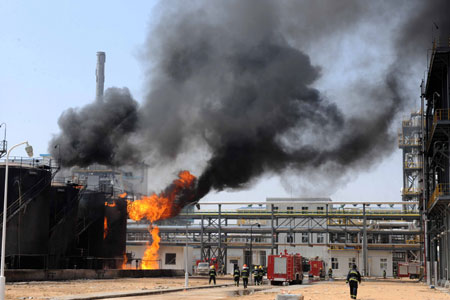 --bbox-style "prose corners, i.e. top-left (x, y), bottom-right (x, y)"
top-left (1, 1), bottom-right (450, 299)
